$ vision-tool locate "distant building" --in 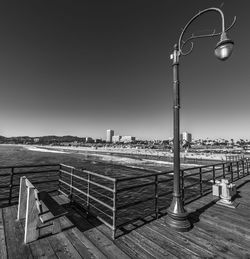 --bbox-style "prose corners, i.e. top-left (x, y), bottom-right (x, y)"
top-left (181, 132), bottom-right (192, 143)
top-left (106, 129), bottom-right (114, 143)
top-left (85, 137), bottom-right (94, 143)
top-left (120, 136), bottom-right (136, 143)
top-left (112, 135), bottom-right (122, 143)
